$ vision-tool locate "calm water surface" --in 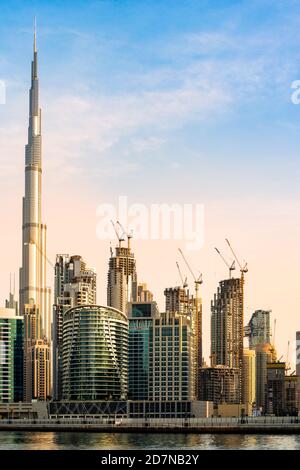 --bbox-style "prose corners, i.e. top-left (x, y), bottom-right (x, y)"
top-left (0, 432), bottom-right (299, 450)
